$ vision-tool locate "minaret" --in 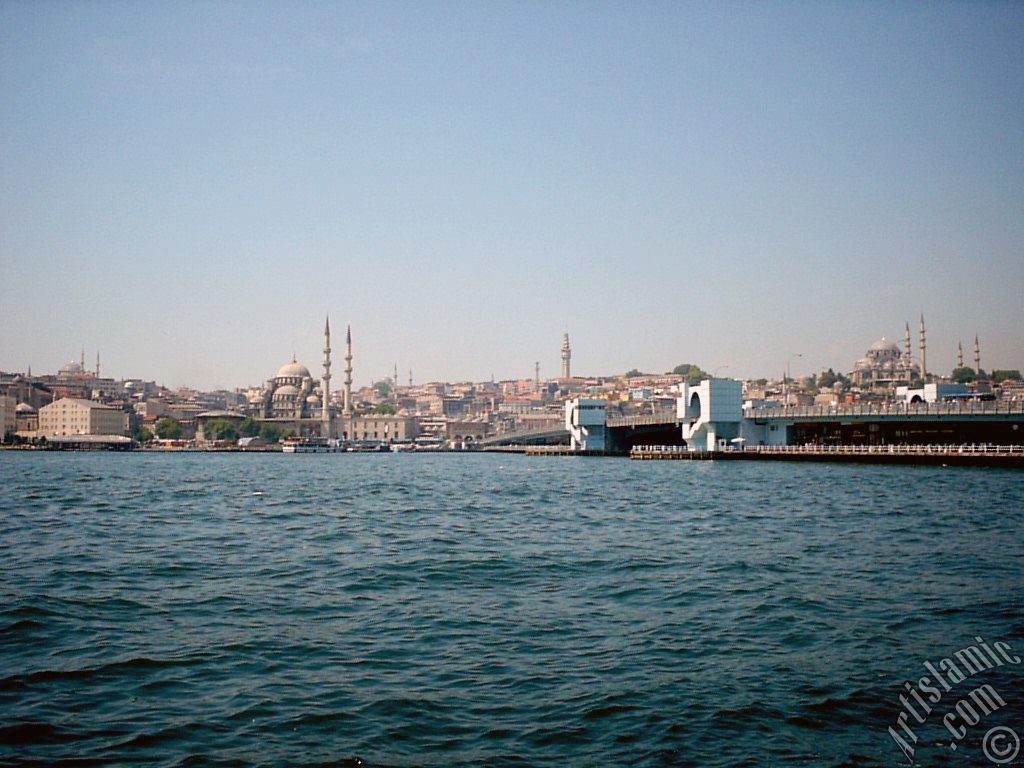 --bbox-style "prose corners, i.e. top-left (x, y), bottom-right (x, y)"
top-left (344, 325), bottom-right (353, 417)
top-left (393, 363), bottom-right (398, 387)
top-left (535, 361), bottom-right (541, 391)
top-left (561, 334), bottom-right (571, 379)
top-left (408, 369), bottom-right (413, 388)
top-left (321, 316), bottom-right (332, 436)
top-left (957, 341), bottom-right (963, 369)
top-left (80, 348), bottom-right (85, 370)
top-left (974, 335), bottom-right (981, 375)
top-left (96, 351), bottom-right (100, 378)
top-left (904, 322), bottom-right (911, 360)
top-left (918, 314), bottom-right (927, 382)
